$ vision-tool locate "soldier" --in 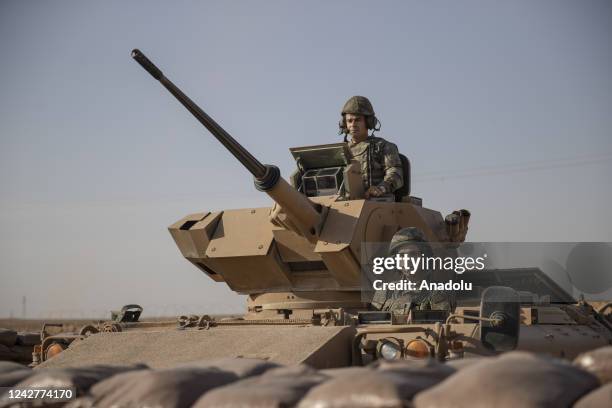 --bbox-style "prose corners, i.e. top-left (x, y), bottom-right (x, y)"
top-left (339, 96), bottom-right (404, 198)
top-left (379, 227), bottom-right (455, 313)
